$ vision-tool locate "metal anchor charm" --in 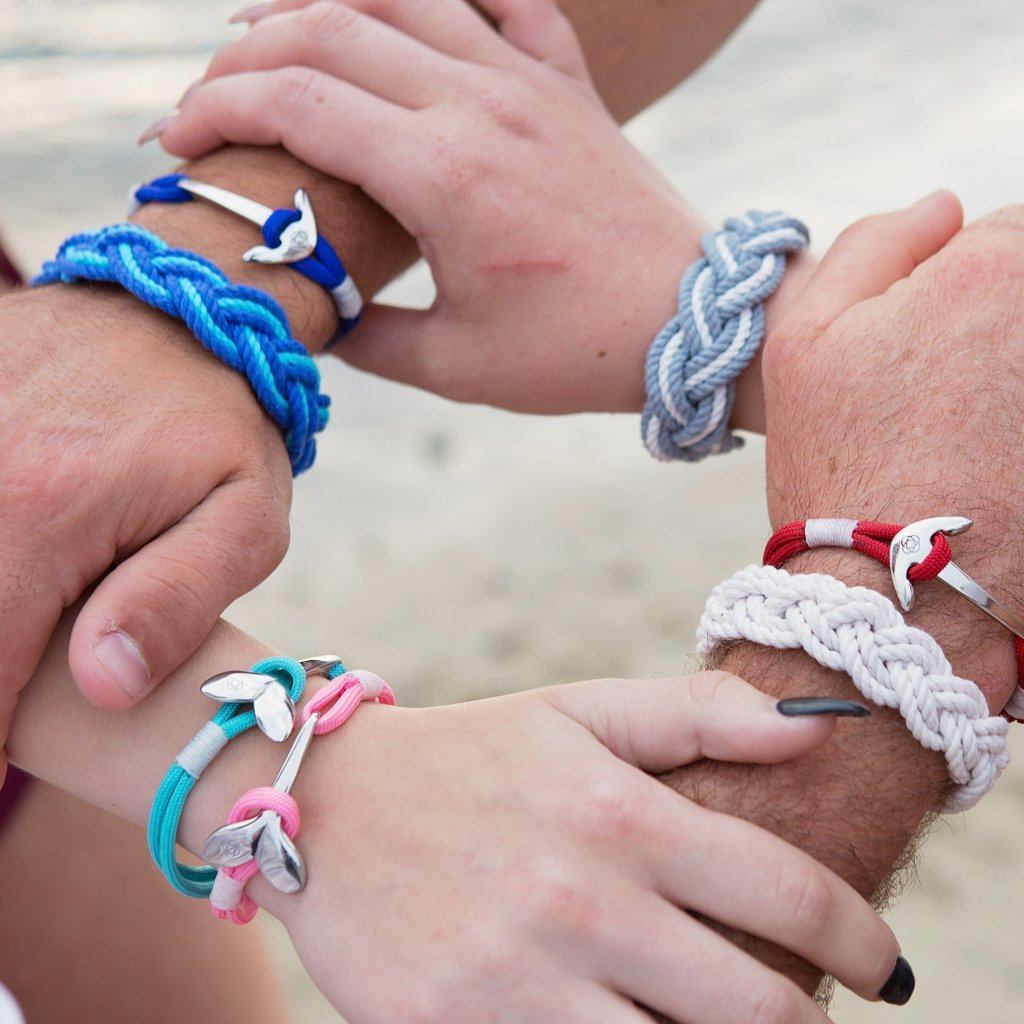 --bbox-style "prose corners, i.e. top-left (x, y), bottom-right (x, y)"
top-left (201, 670), bottom-right (296, 743)
top-left (202, 713), bottom-right (319, 894)
top-left (889, 516), bottom-right (1024, 643)
top-left (174, 178), bottom-right (318, 266)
